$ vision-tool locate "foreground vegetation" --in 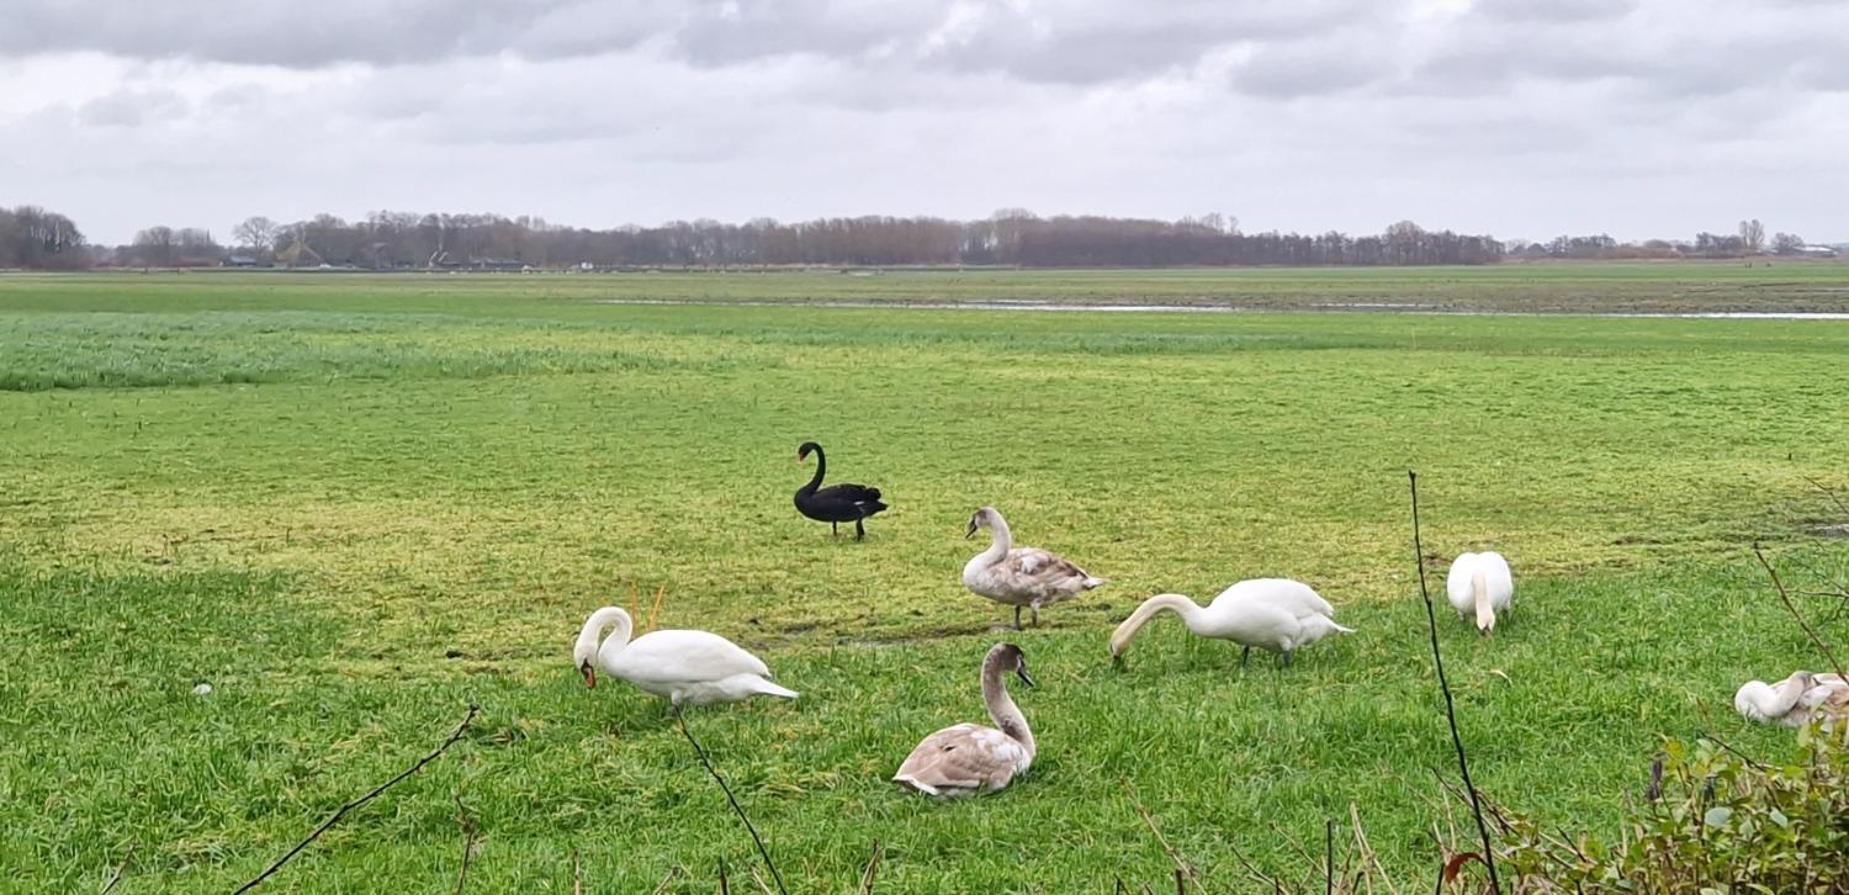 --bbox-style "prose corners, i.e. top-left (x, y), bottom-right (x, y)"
top-left (1, 271), bottom-right (1846, 891)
